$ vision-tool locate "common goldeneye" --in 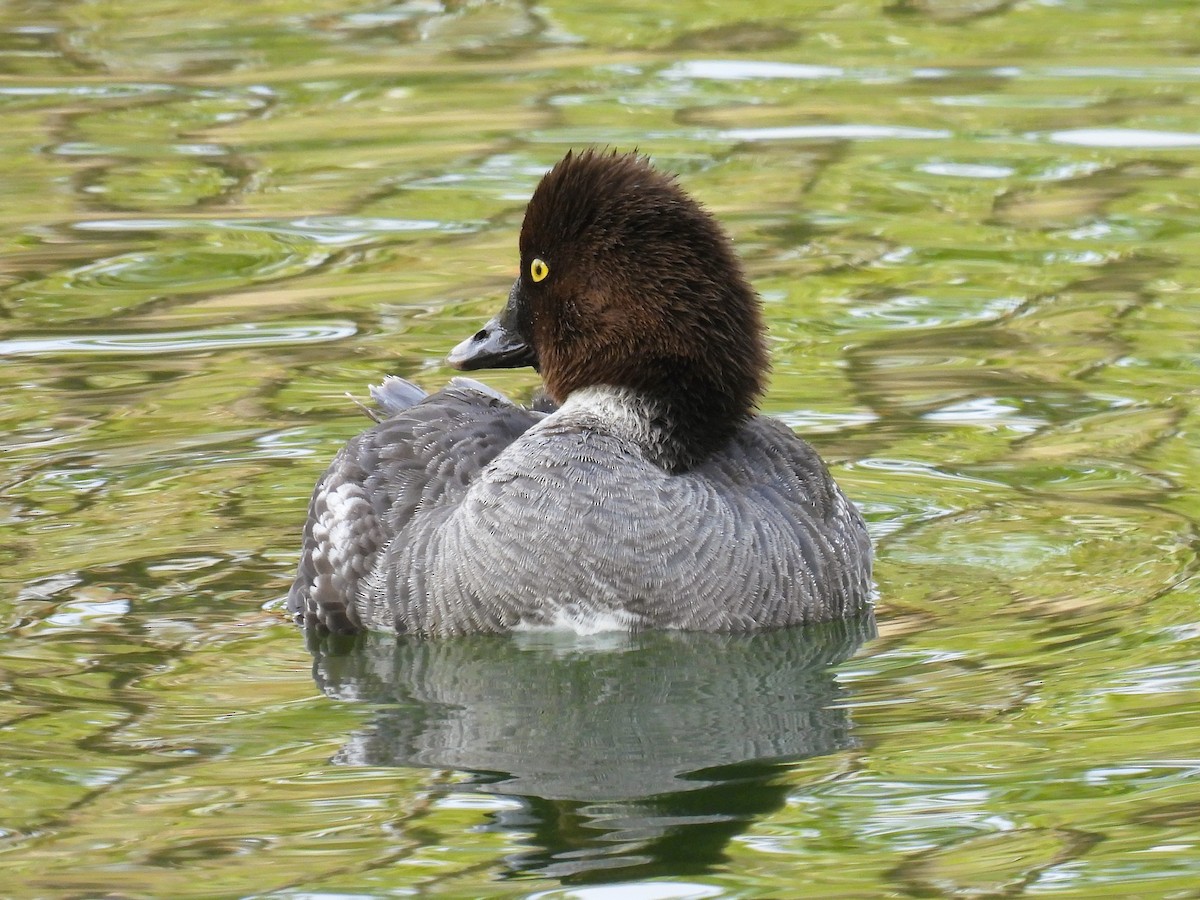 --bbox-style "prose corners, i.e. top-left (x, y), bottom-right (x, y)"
top-left (289, 150), bottom-right (872, 636)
